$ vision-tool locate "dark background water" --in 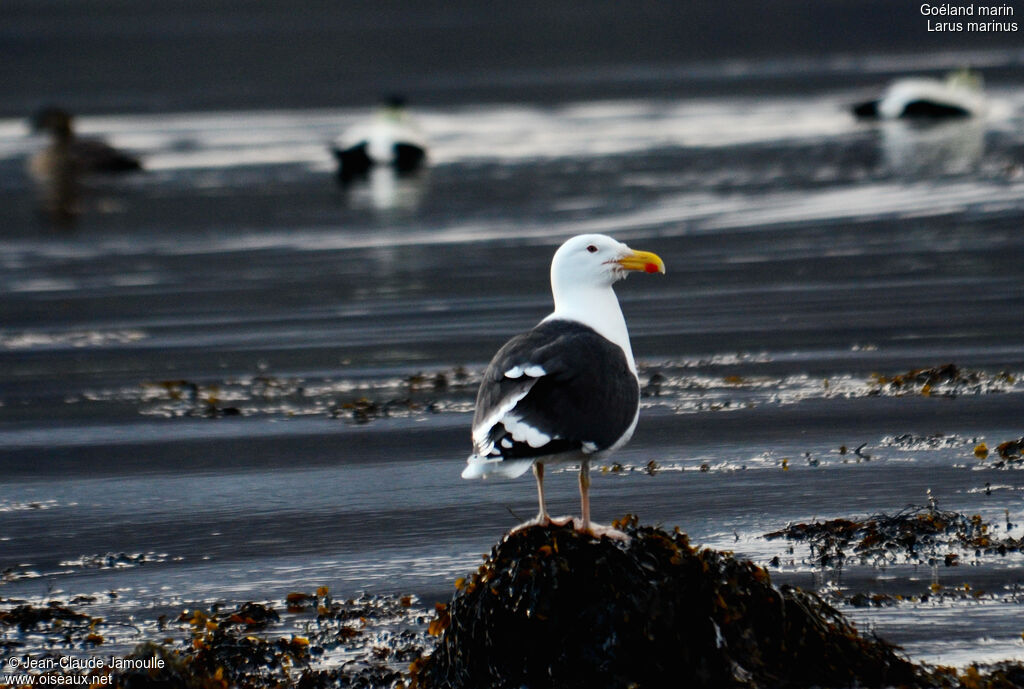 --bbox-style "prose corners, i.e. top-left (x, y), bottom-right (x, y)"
top-left (2, 0), bottom-right (1024, 670)
top-left (3, 0), bottom-right (1023, 115)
